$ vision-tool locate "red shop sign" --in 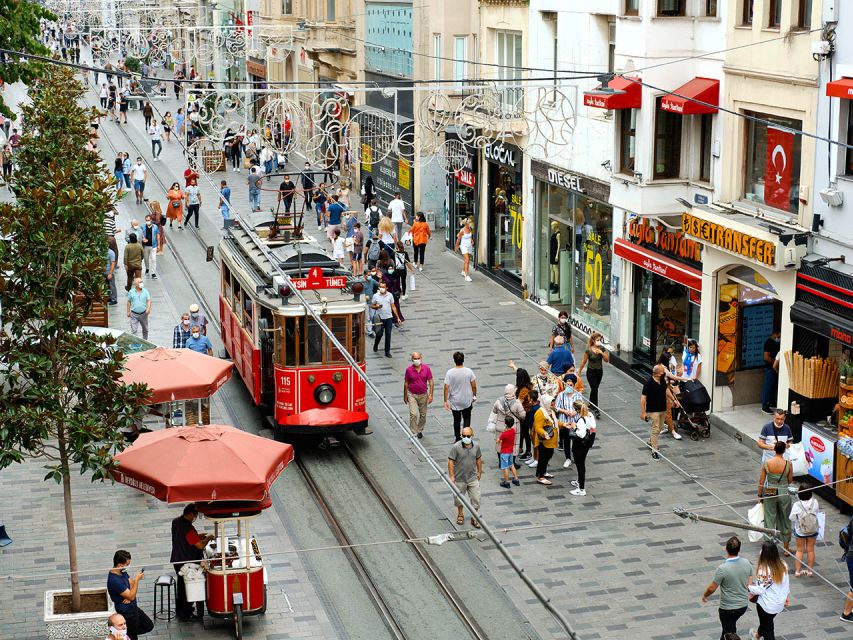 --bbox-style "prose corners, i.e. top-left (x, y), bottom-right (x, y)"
top-left (614, 238), bottom-right (702, 291)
